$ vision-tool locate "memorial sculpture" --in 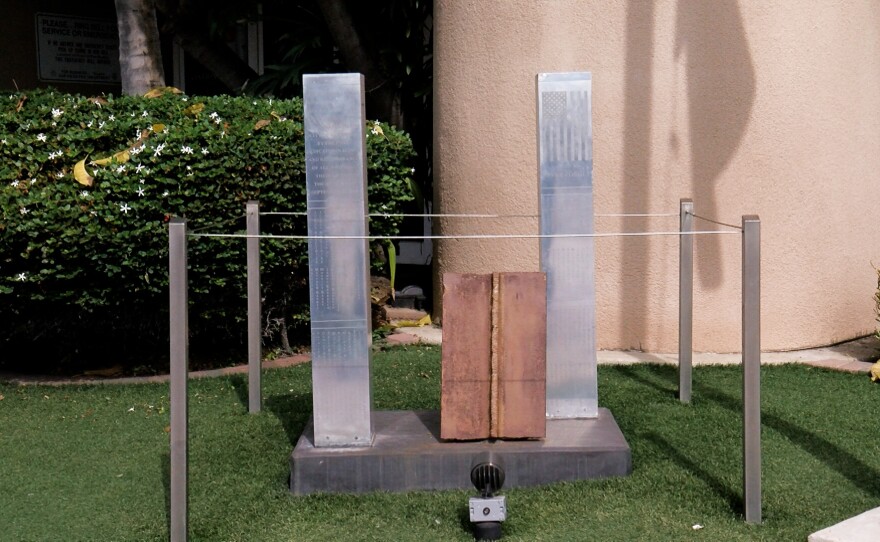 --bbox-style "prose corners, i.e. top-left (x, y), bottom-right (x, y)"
top-left (441, 272), bottom-right (547, 440)
top-left (291, 71), bottom-right (630, 495)
top-left (538, 72), bottom-right (598, 419)
top-left (303, 73), bottom-right (373, 447)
